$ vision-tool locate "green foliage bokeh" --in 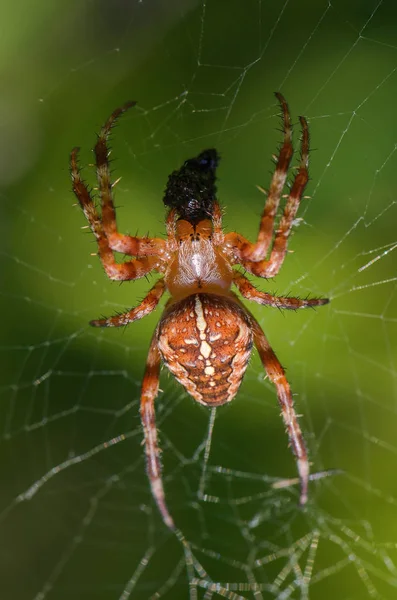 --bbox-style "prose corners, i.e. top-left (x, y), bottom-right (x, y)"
top-left (2, 1), bottom-right (397, 598)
